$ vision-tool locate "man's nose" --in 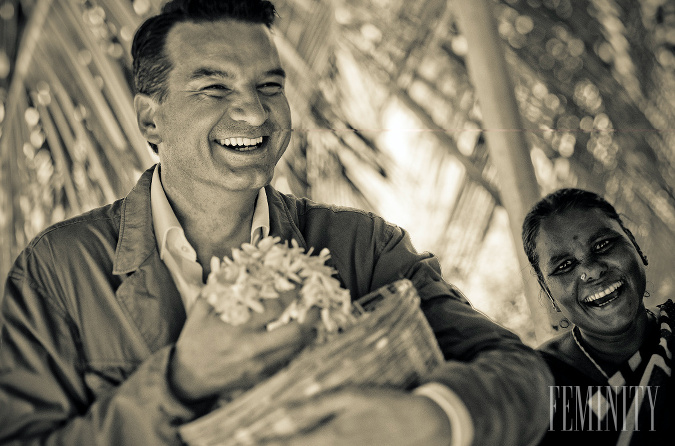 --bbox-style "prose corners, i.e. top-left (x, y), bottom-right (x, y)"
top-left (228, 91), bottom-right (267, 127)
